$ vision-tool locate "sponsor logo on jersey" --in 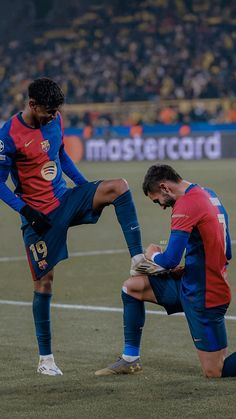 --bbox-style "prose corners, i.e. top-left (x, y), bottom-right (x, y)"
top-left (41, 140), bottom-right (50, 152)
top-left (172, 214), bottom-right (189, 218)
top-left (38, 259), bottom-right (48, 270)
top-left (41, 161), bottom-right (57, 181)
top-left (0, 155), bottom-right (6, 160)
top-left (0, 140), bottom-right (4, 152)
